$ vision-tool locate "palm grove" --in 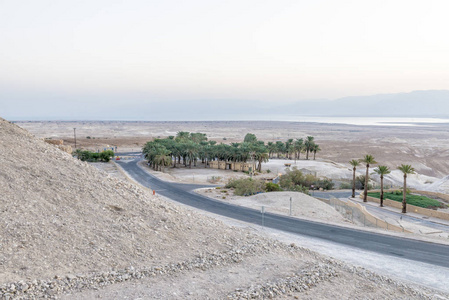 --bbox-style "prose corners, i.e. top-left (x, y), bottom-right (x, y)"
top-left (350, 154), bottom-right (415, 213)
top-left (142, 132), bottom-right (321, 173)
